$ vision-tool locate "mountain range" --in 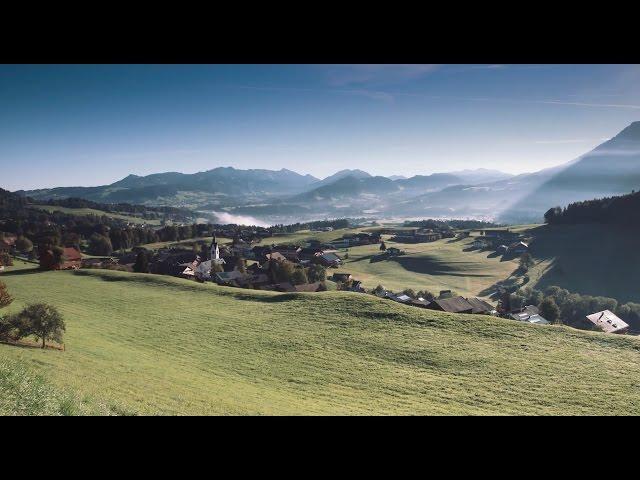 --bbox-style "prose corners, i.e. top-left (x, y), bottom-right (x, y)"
top-left (15, 122), bottom-right (640, 223)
